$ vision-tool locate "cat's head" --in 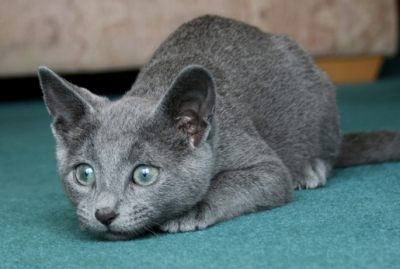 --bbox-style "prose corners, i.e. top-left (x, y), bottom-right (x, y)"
top-left (38, 65), bottom-right (216, 240)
